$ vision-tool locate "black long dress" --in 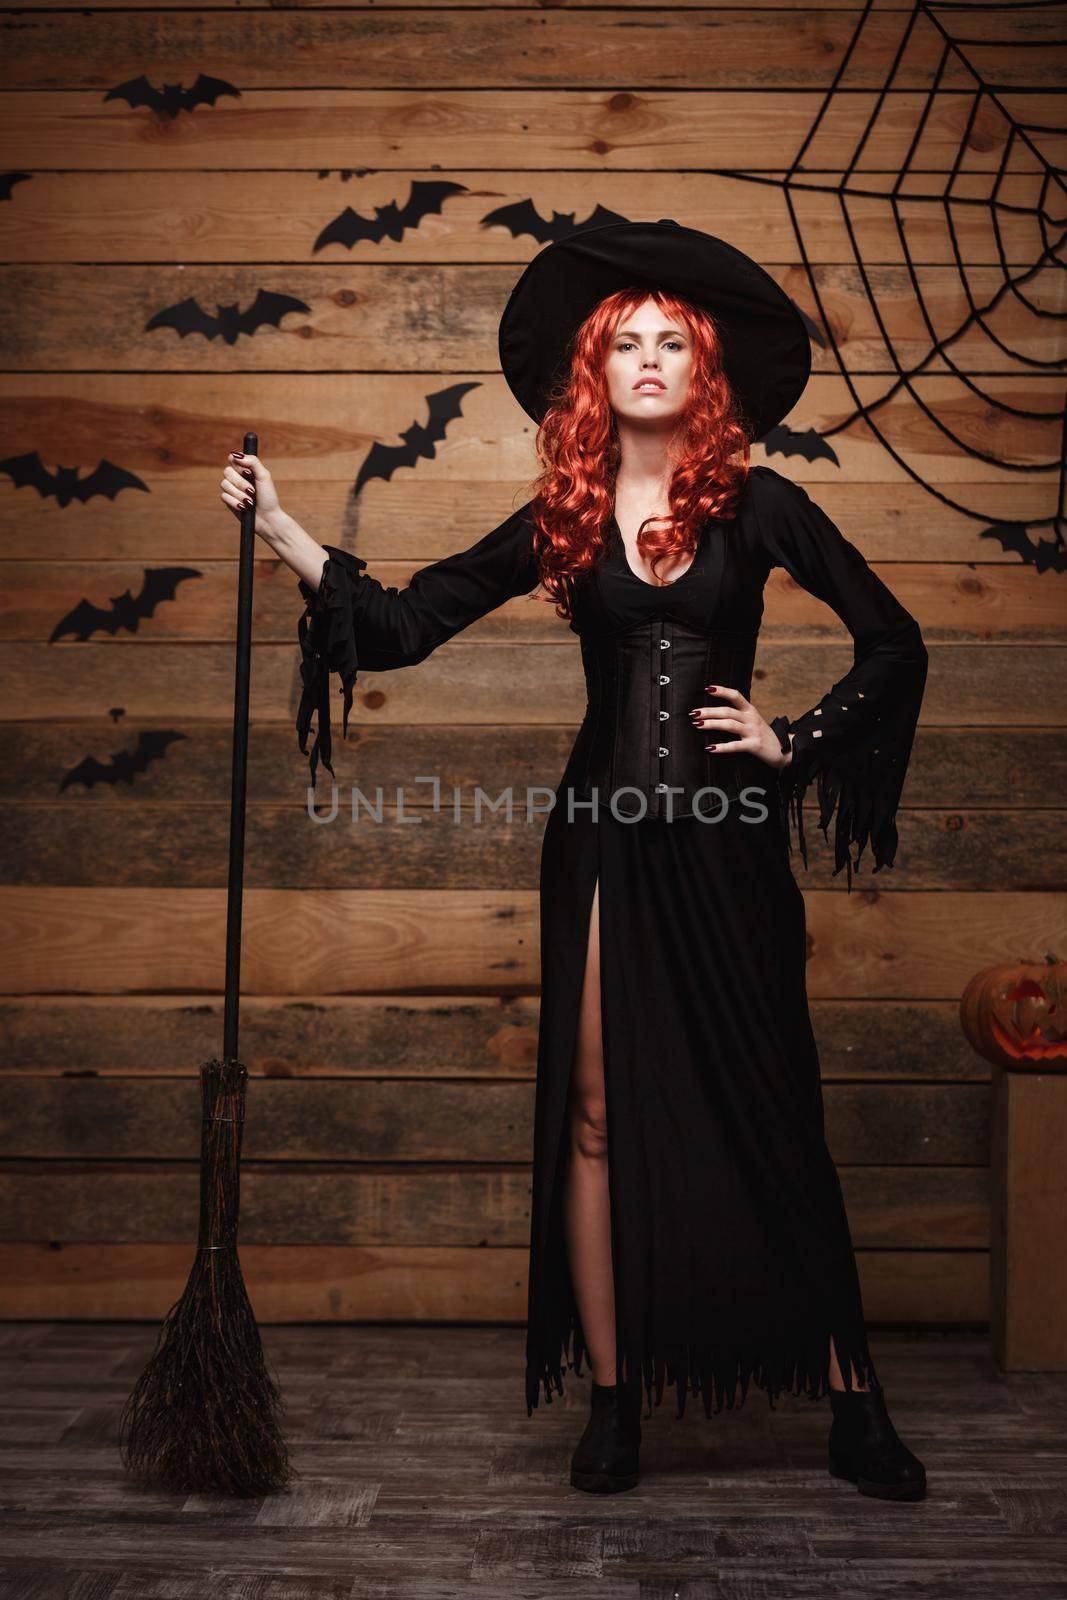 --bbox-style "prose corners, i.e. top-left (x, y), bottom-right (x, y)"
top-left (294, 464), bottom-right (929, 1424)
